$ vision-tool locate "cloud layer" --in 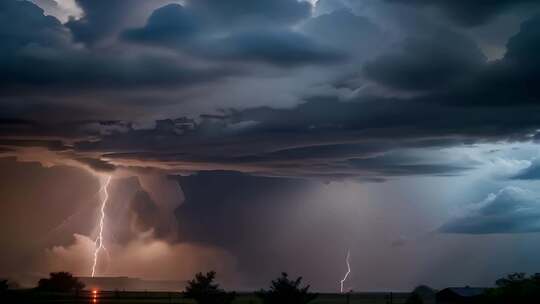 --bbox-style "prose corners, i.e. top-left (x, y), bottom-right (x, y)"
top-left (1, 0), bottom-right (540, 182)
